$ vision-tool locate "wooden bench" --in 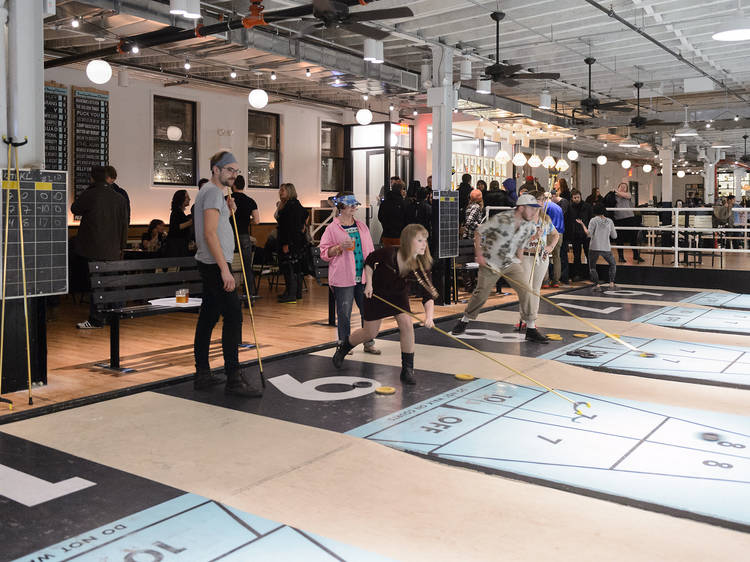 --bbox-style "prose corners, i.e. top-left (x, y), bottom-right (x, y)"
top-left (89, 256), bottom-right (203, 372)
top-left (312, 246), bottom-right (336, 326)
